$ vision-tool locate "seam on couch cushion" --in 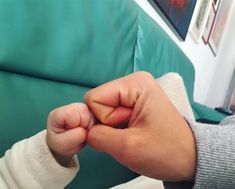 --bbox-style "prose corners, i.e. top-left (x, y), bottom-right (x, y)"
top-left (132, 2), bottom-right (140, 73)
top-left (0, 68), bottom-right (91, 89)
